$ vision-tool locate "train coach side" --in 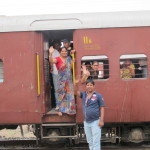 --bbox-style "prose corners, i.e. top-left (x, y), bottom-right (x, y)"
top-left (0, 32), bottom-right (44, 124)
top-left (74, 27), bottom-right (150, 143)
